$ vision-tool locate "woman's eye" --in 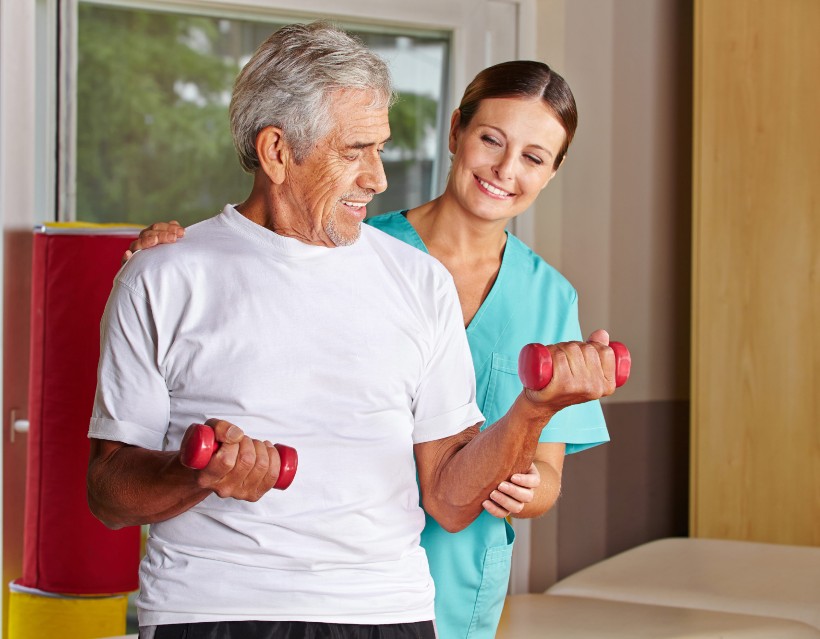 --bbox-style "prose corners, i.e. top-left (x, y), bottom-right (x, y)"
top-left (525, 154), bottom-right (544, 165)
top-left (481, 135), bottom-right (501, 146)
